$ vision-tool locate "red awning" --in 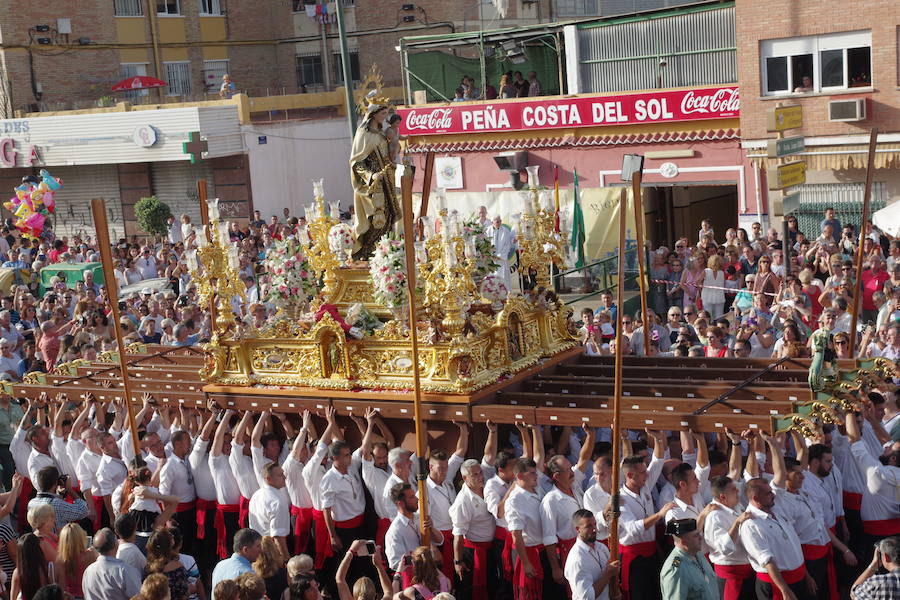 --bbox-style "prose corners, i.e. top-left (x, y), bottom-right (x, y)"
top-left (111, 76), bottom-right (168, 91)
